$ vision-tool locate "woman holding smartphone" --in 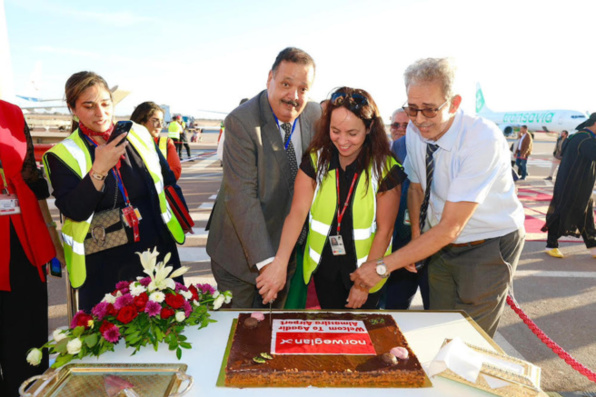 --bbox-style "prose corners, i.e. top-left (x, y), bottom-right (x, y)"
top-left (43, 71), bottom-right (187, 312)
